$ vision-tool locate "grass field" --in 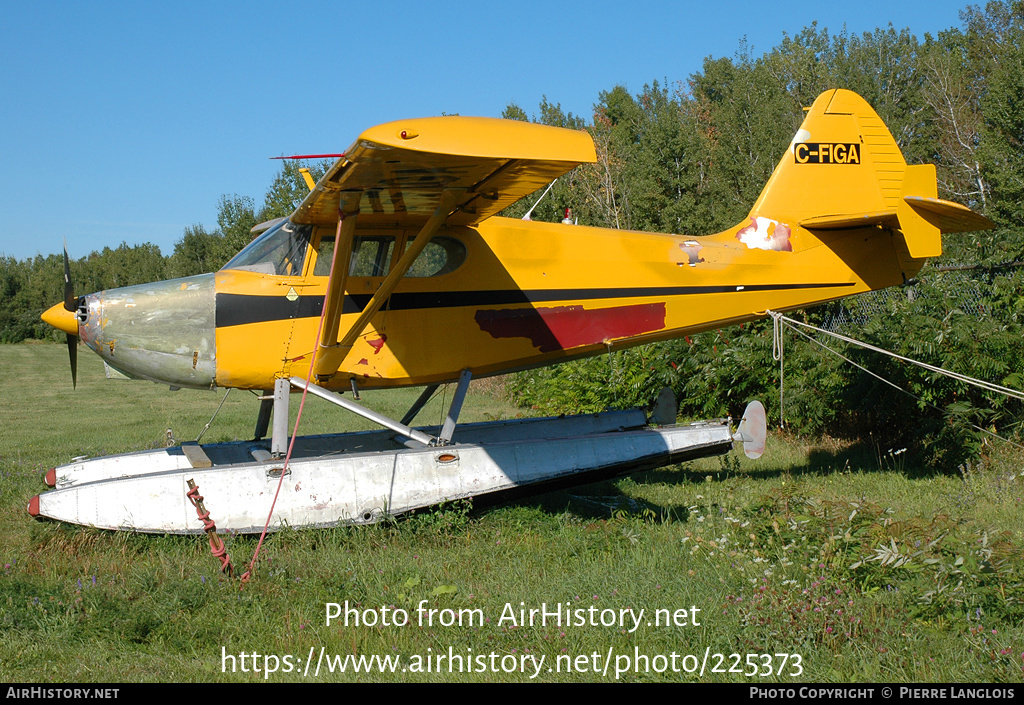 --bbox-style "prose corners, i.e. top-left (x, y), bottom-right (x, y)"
top-left (2, 343), bottom-right (1022, 682)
